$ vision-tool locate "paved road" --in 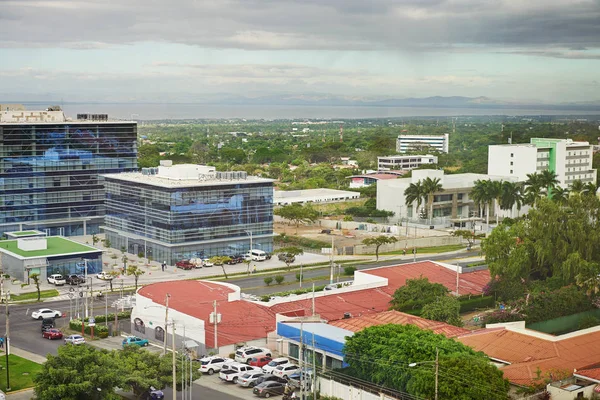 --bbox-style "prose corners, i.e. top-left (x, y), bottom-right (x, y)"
top-left (0, 292), bottom-right (129, 359)
top-left (229, 250), bottom-right (482, 296)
